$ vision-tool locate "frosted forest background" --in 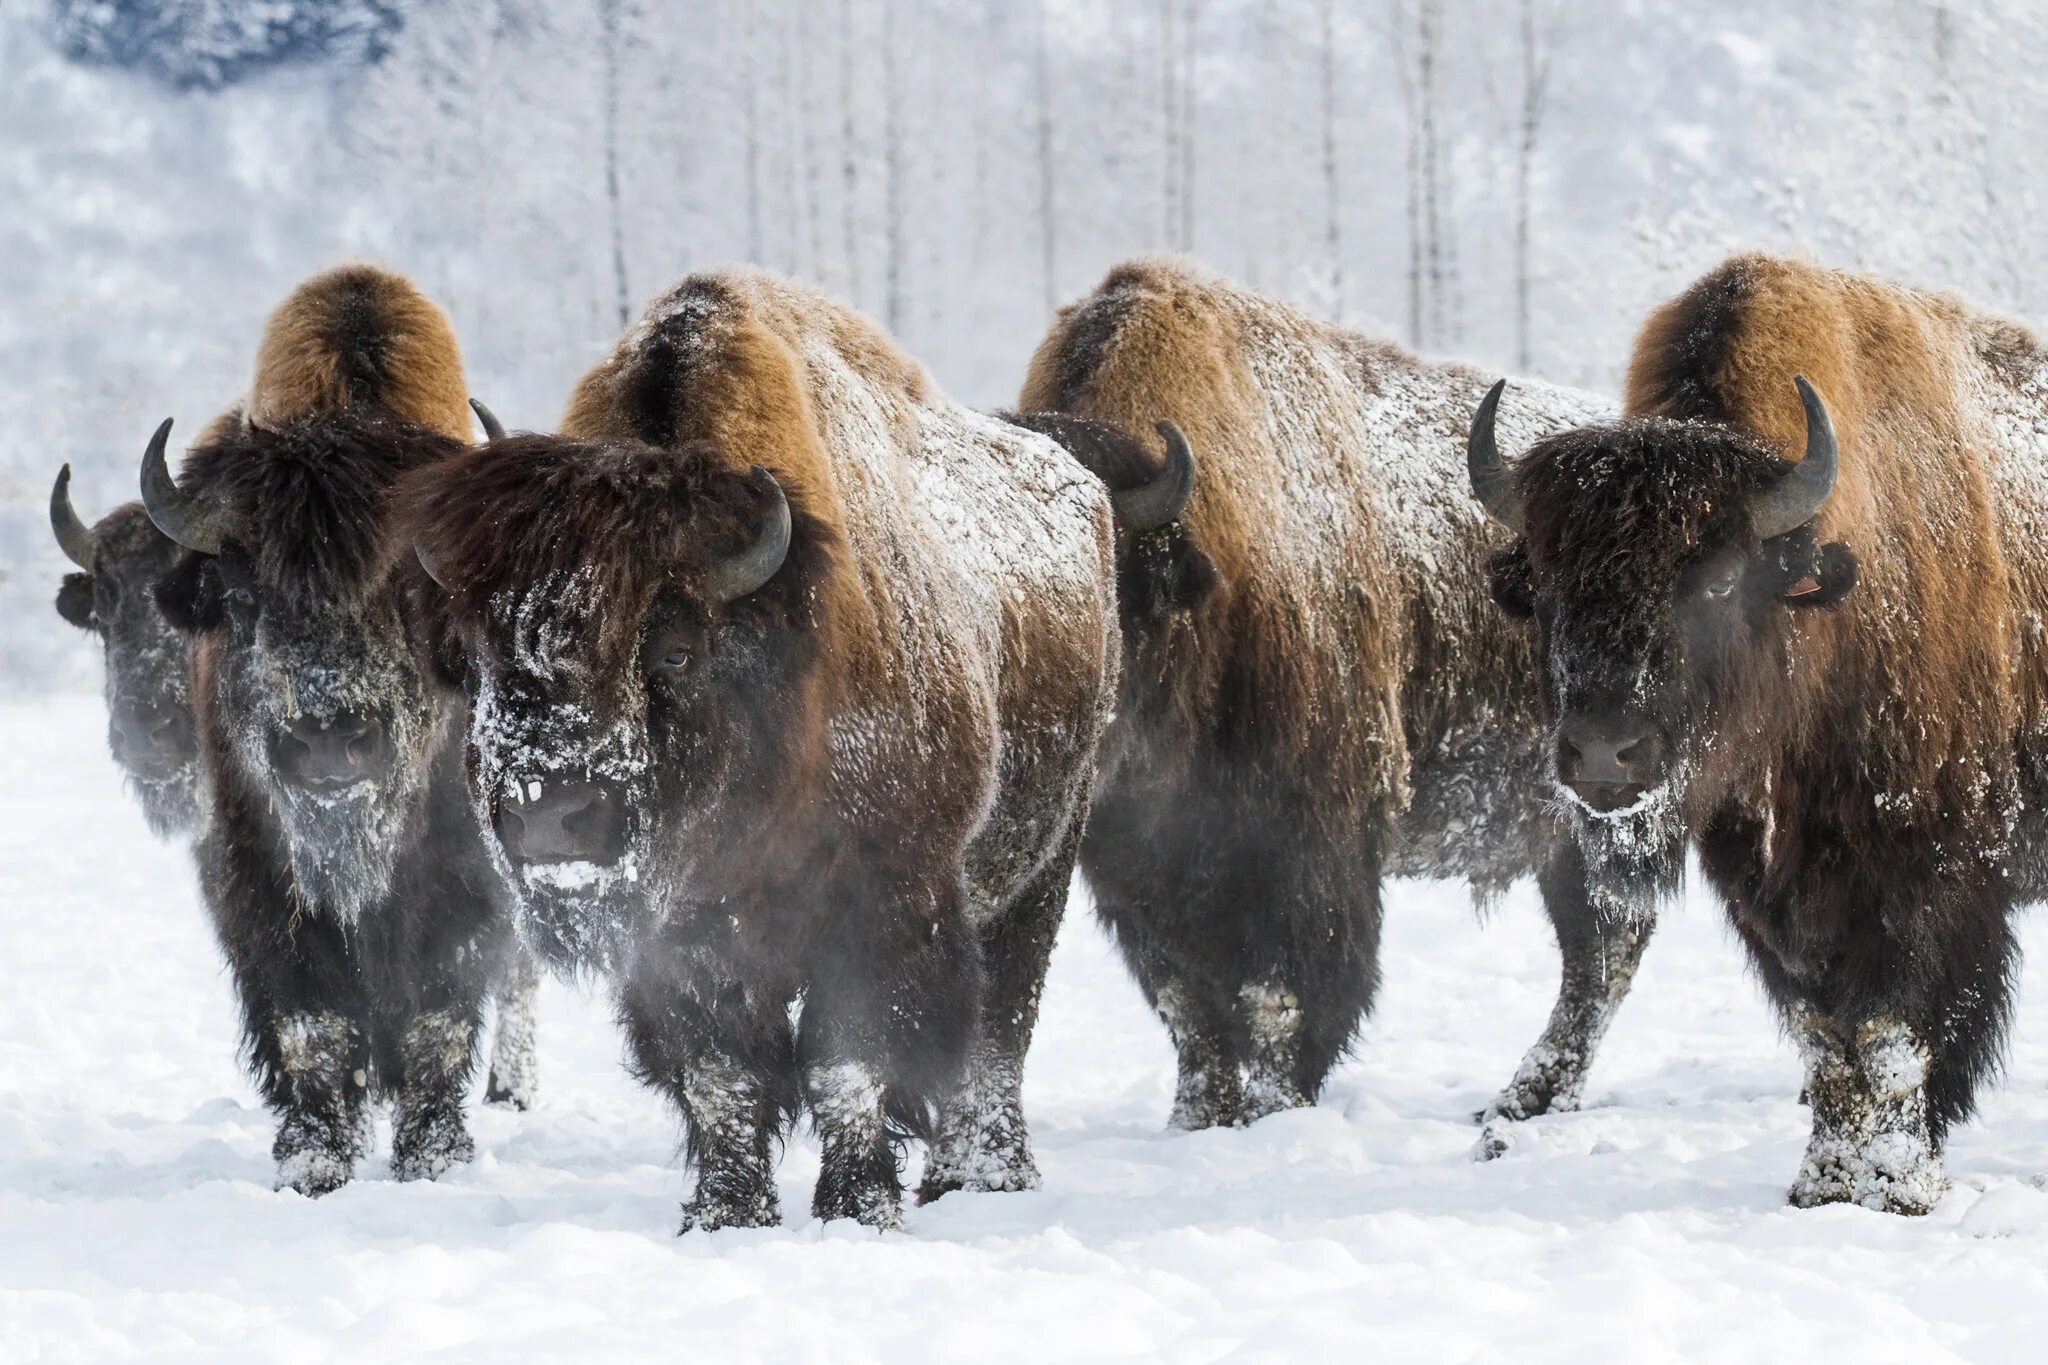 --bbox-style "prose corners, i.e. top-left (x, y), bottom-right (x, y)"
top-left (5, 0), bottom-right (2046, 689)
